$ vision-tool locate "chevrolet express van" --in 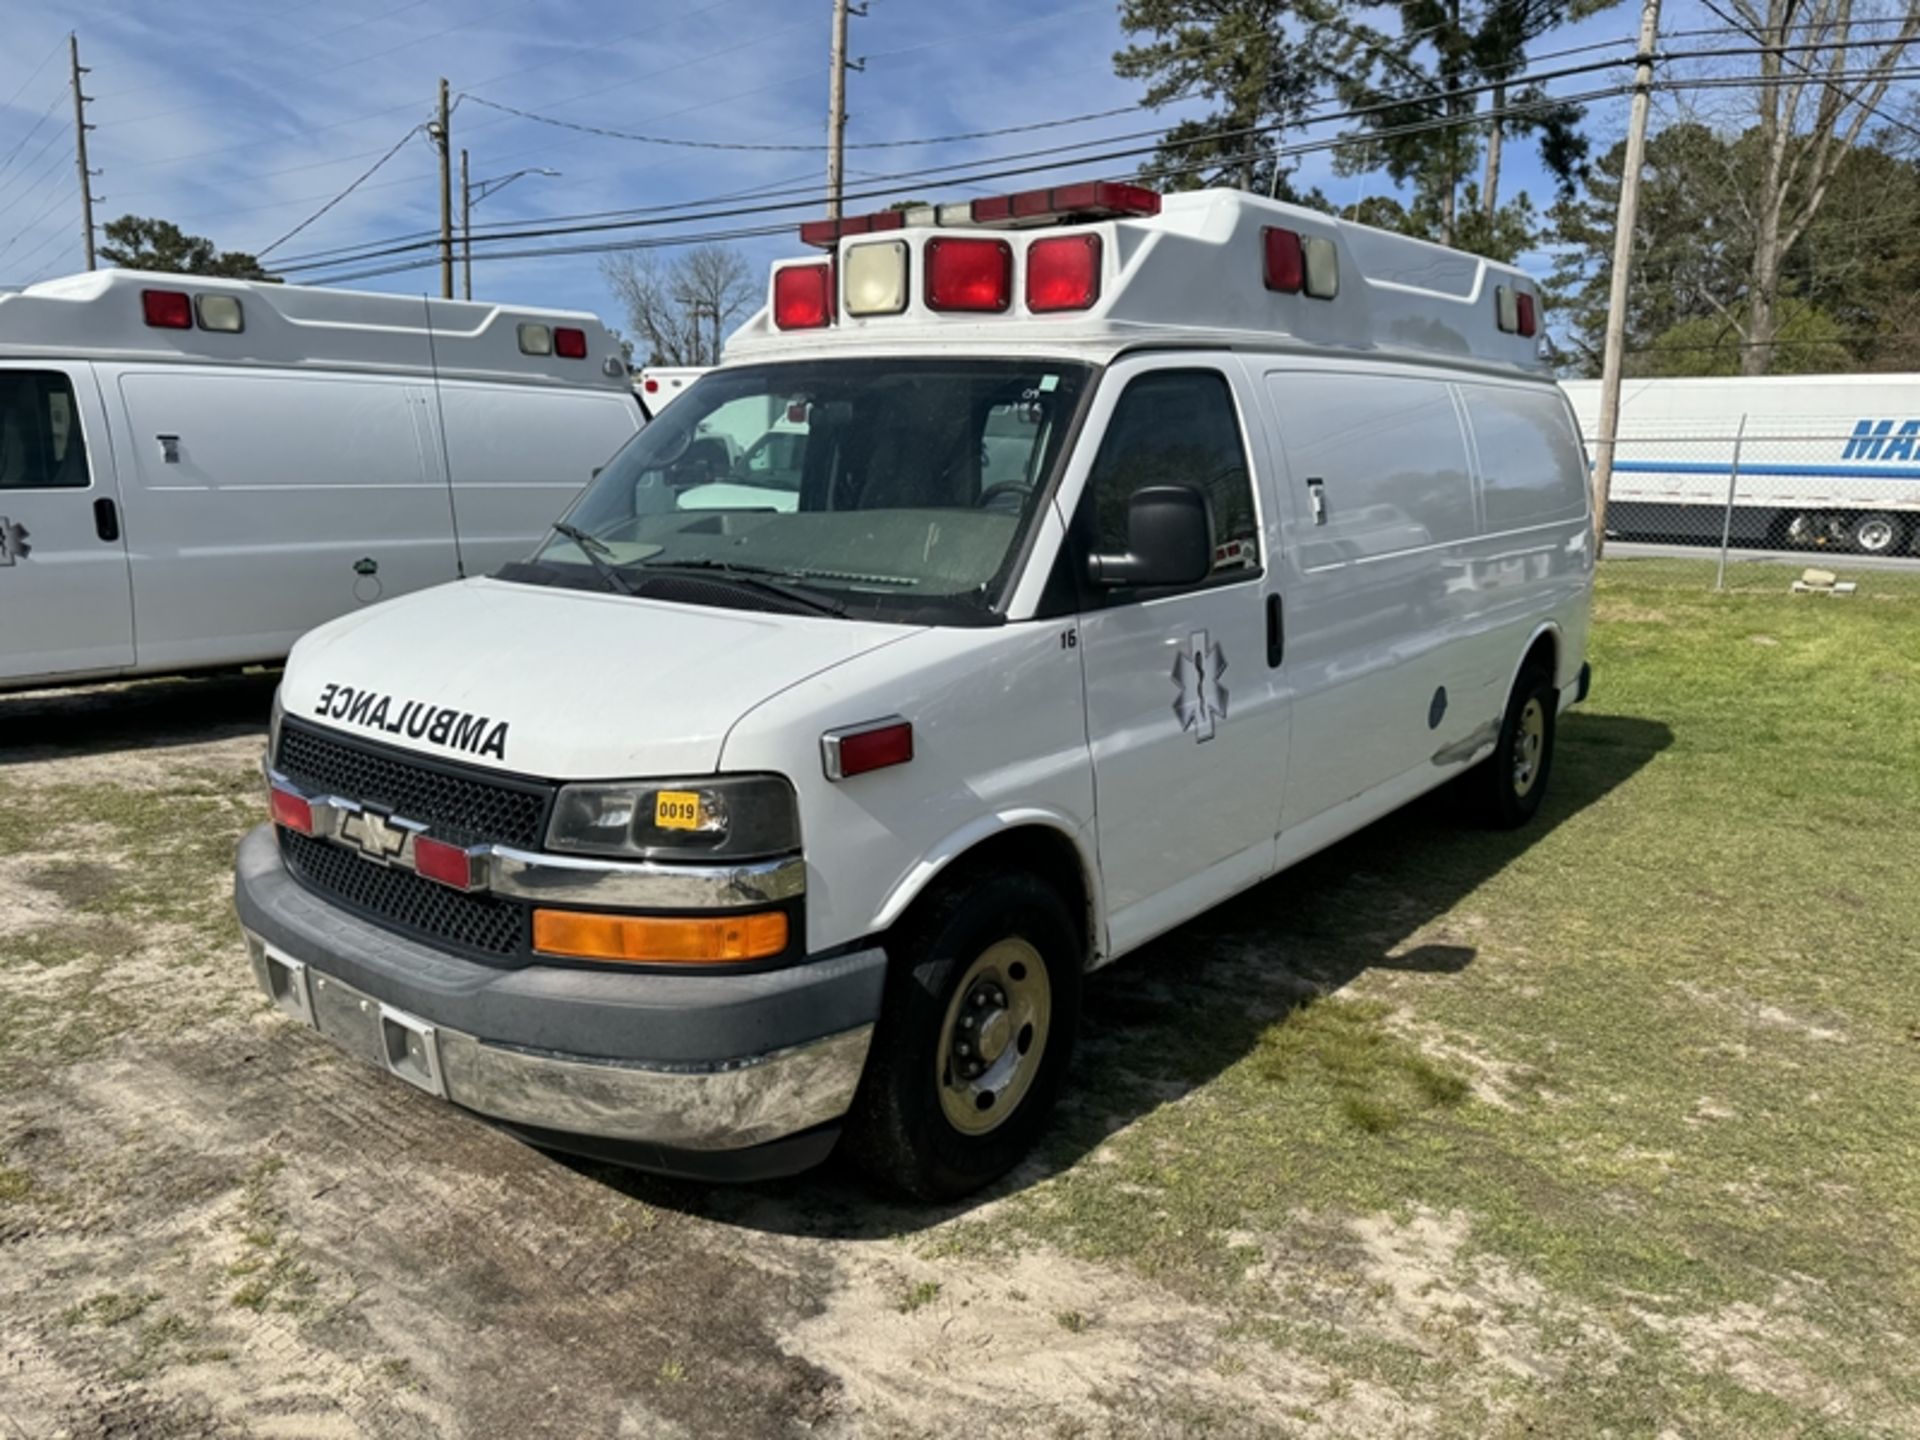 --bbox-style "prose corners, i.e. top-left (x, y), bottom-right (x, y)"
top-left (0, 270), bottom-right (640, 691)
top-left (234, 187), bottom-right (1593, 1199)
